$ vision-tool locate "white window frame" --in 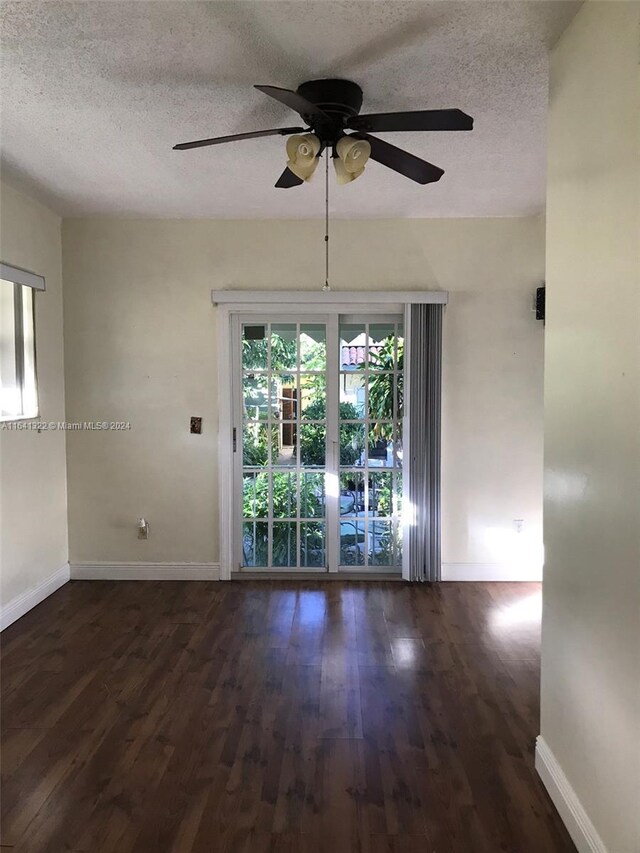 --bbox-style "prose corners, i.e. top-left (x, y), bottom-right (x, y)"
top-left (213, 290), bottom-right (448, 581)
top-left (1, 263), bottom-right (44, 422)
